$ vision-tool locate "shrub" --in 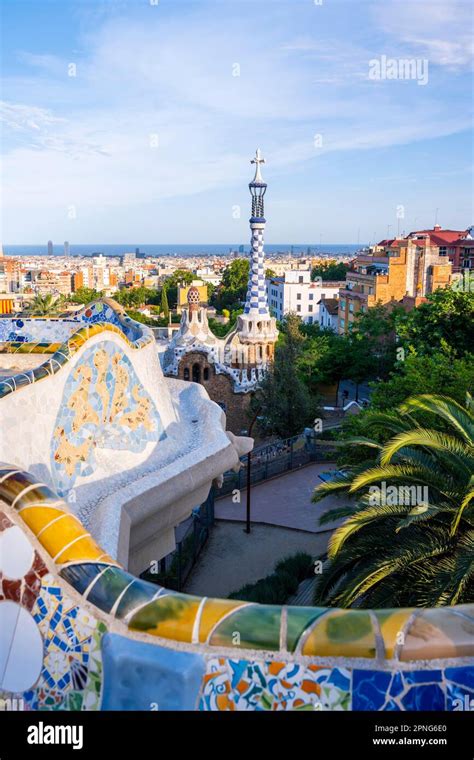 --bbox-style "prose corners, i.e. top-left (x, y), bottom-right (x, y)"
top-left (228, 552), bottom-right (313, 604)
